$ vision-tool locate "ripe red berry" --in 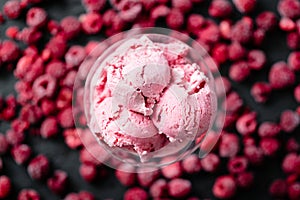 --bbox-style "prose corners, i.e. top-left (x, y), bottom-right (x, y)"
top-left (279, 17), bottom-right (296, 31)
top-left (172, 0), bottom-right (192, 13)
top-left (280, 110), bottom-right (299, 133)
top-left (63, 129), bottom-right (82, 149)
top-left (45, 60), bottom-right (66, 79)
top-left (168, 178), bottom-right (192, 198)
top-left (247, 49), bottom-right (266, 70)
top-left (0, 40), bottom-right (20, 63)
top-left (47, 170), bottom-right (68, 195)
top-left (269, 61), bottom-right (296, 89)
top-left (181, 154), bottom-right (202, 174)
top-left (219, 133), bottom-right (240, 158)
top-left (251, 82), bottom-right (272, 103)
top-left (0, 175), bottom-right (11, 199)
top-left (208, 0), bottom-right (232, 18)
top-left (258, 122), bottom-right (281, 137)
top-left (286, 138), bottom-right (300, 152)
top-left (115, 164), bottom-right (136, 186)
top-left (60, 16), bottom-right (81, 40)
top-left (201, 153), bottom-right (220, 172)
top-left (236, 171), bottom-right (254, 188)
top-left (11, 144), bottom-right (32, 165)
top-left (6, 129), bottom-right (24, 146)
top-left (26, 7), bottom-right (47, 28)
top-left (213, 175), bottom-right (236, 199)
top-left (6, 26), bottom-right (19, 39)
top-left (228, 42), bottom-right (247, 61)
top-left (260, 137), bottom-right (280, 156)
top-left (124, 187), bottom-right (148, 200)
top-left (27, 154), bottom-right (50, 180)
top-left (198, 23), bottom-right (220, 44)
top-left (151, 5), bottom-right (170, 20)
top-left (45, 35), bottom-right (67, 59)
top-left (278, 0), bottom-right (300, 19)
top-left (78, 191), bottom-right (95, 200)
top-left (18, 189), bottom-right (40, 200)
top-left (244, 146), bottom-right (264, 165)
top-left (149, 179), bottom-right (168, 198)
top-left (228, 156), bottom-right (248, 174)
top-left (229, 61), bottom-right (251, 82)
top-left (137, 169), bottom-right (160, 187)
top-left (40, 117), bottom-right (59, 138)
top-left (166, 9), bottom-right (184, 29)
top-left (161, 161), bottom-right (183, 179)
top-left (287, 31), bottom-right (300, 49)
top-left (32, 74), bottom-right (57, 101)
top-left (187, 14), bottom-right (205, 34)
top-left (3, 0), bottom-right (22, 19)
top-left (282, 153), bottom-right (299, 174)
top-left (212, 43), bottom-right (228, 64)
top-left (65, 45), bottom-right (87, 69)
top-left (288, 51), bottom-right (300, 71)
top-left (79, 163), bottom-right (97, 182)
top-left (15, 55), bottom-right (44, 83)
top-left (269, 179), bottom-right (287, 198)
top-left (58, 107), bottom-right (74, 128)
top-left (231, 17), bottom-right (254, 44)
top-left (288, 182), bottom-right (300, 200)
top-left (82, 0), bottom-right (106, 12)
top-left (255, 11), bottom-right (277, 31)
top-left (80, 13), bottom-right (103, 34)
